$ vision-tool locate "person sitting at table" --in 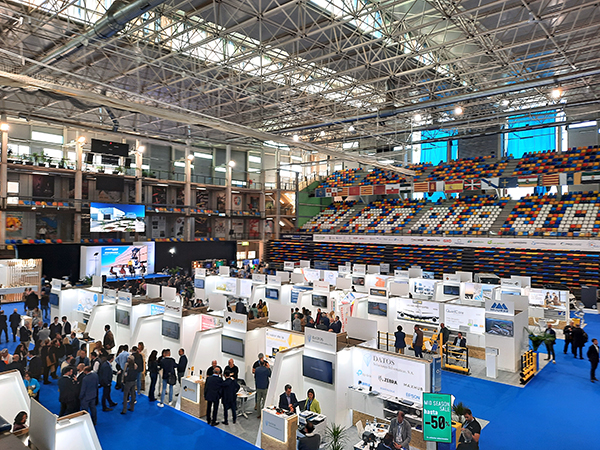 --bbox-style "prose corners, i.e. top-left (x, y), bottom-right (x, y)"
top-left (376, 433), bottom-right (394, 450)
top-left (278, 384), bottom-right (299, 412)
top-left (457, 429), bottom-right (479, 450)
top-left (298, 420), bottom-right (320, 450)
top-left (390, 411), bottom-right (411, 450)
top-left (304, 388), bottom-right (321, 414)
